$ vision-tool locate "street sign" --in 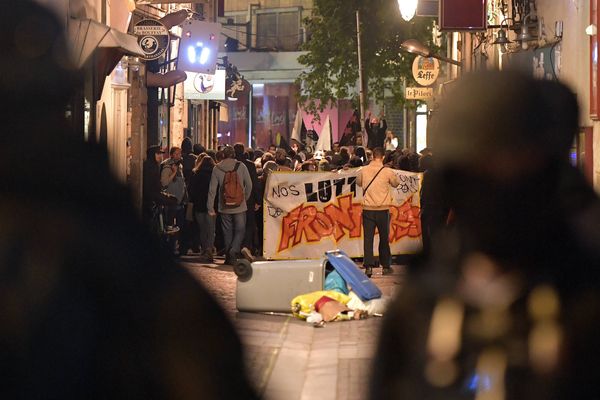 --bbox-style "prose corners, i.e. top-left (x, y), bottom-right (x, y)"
top-left (134, 19), bottom-right (170, 61)
top-left (412, 56), bottom-right (440, 86)
top-left (405, 87), bottom-right (434, 100)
